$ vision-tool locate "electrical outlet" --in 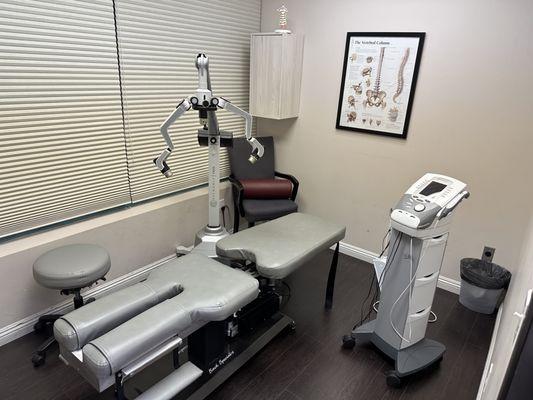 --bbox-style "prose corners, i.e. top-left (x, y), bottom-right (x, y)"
top-left (482, 246), bottom-right (496, 262)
